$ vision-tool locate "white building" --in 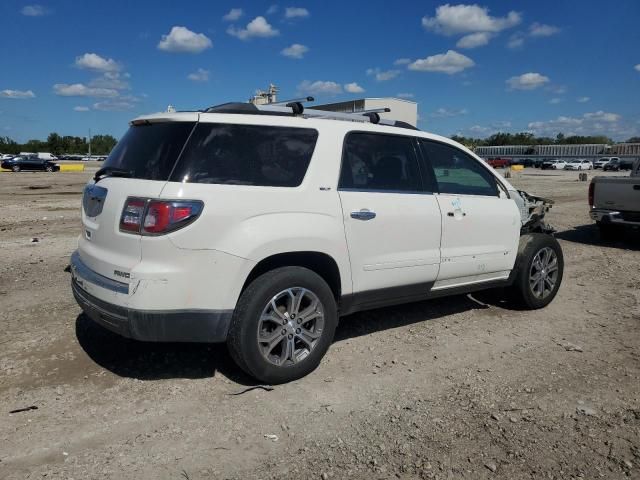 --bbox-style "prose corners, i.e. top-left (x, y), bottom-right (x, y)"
top-left (314, 98), bottom-right (418, 127)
